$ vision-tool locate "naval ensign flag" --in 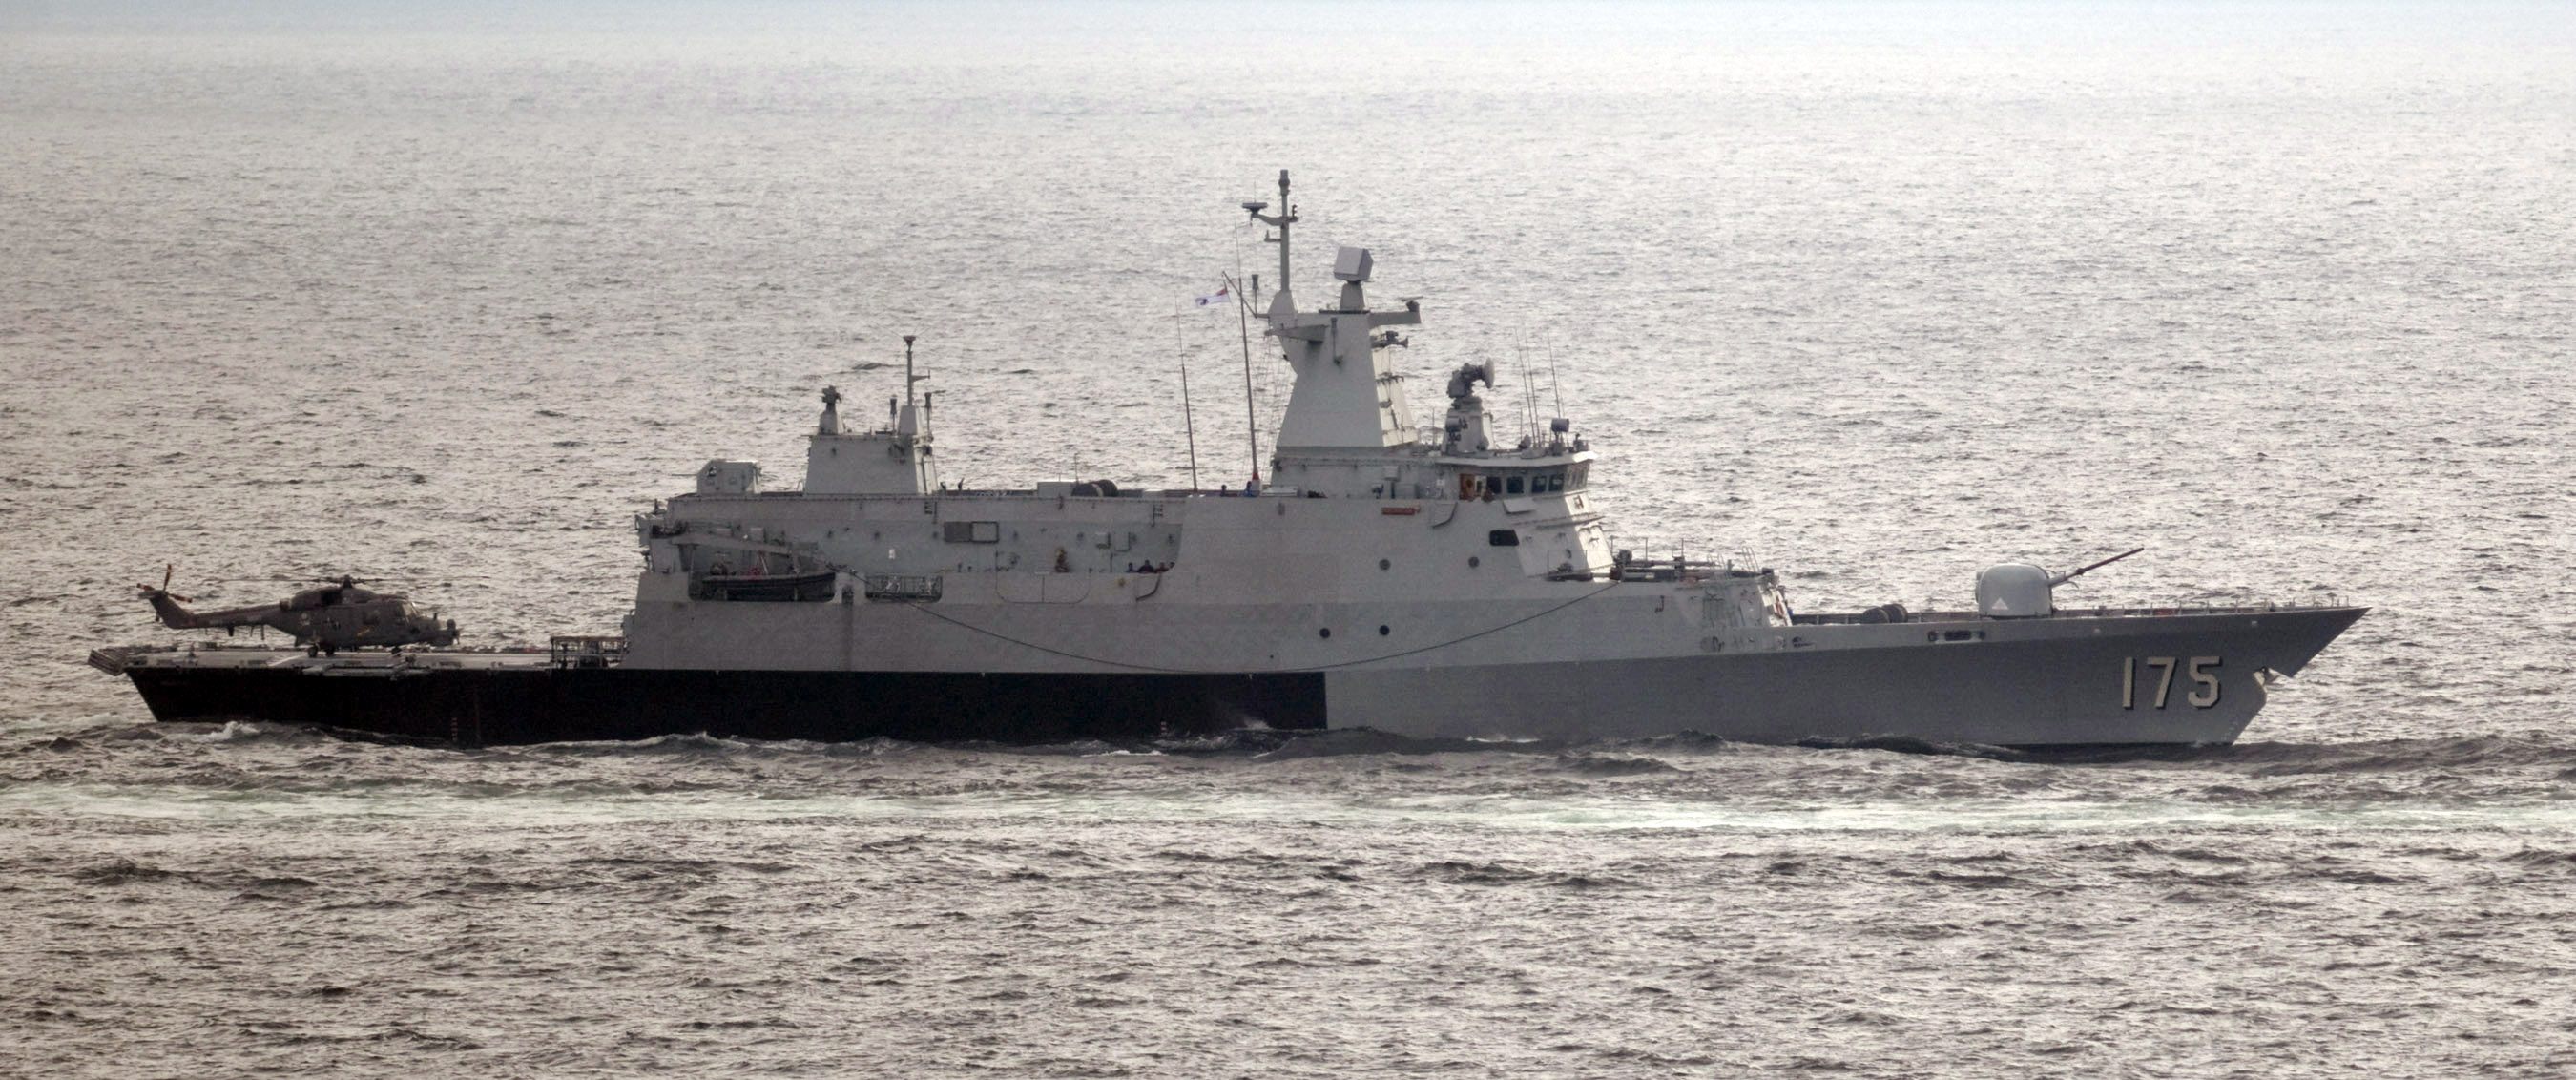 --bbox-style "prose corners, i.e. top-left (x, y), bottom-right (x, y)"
top-left (1193, 284), bottom-right (1232, 308)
